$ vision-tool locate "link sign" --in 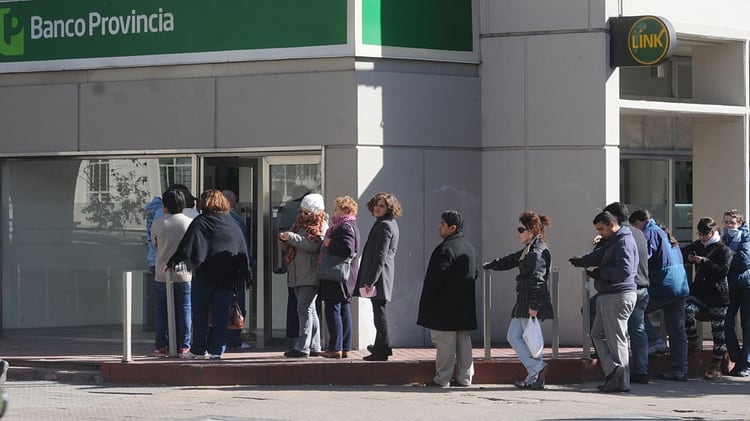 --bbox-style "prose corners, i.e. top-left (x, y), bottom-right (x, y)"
top-left (610, 16), bottom-right (676, 67)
